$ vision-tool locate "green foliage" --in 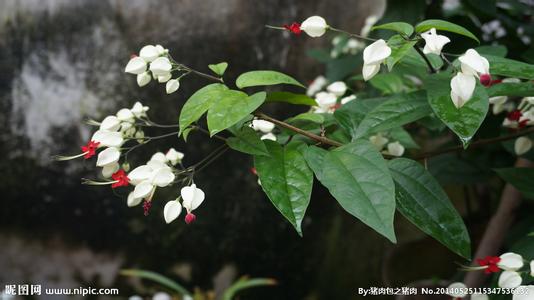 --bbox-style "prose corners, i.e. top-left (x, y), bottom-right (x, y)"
top-left (236, 70), bottom-right (304, 89)
top-left (334, 97), bottom-right (387, 138)
top-left (495, 168), bottom-right (534, 199)
top-left (305, 141), bottom-right (397, 242)
top-left (120, 269), bottom-right (191, 296)
top-left (208, 62), bottom-right (228, 76)
top-left (425, 73), bottom-right (489, 147)
top-left (415, 19), bottom-right (480, 43)
top-left (372, 22), bottom-right (414, 37)
top-left (388, 158), bottom-right (471, 258)
top-left (486, 55), bottom-right (534, 80)
top-left (207, 91), bottom-right (266, 136)
top-left (222, 277), bottom-right (277, 300)
top-left (179, 83), bottom-right (228, 134)
top-left (265, 91), bottom-right (317, 106)
top-left (487, 82), bottom-right (534, 97)
top-left (226, 126), bottom-right (269, 156)
top-left (254, 142), bottom-right (313, 236)
top-left (386, 35), bottom-right (418, 71)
